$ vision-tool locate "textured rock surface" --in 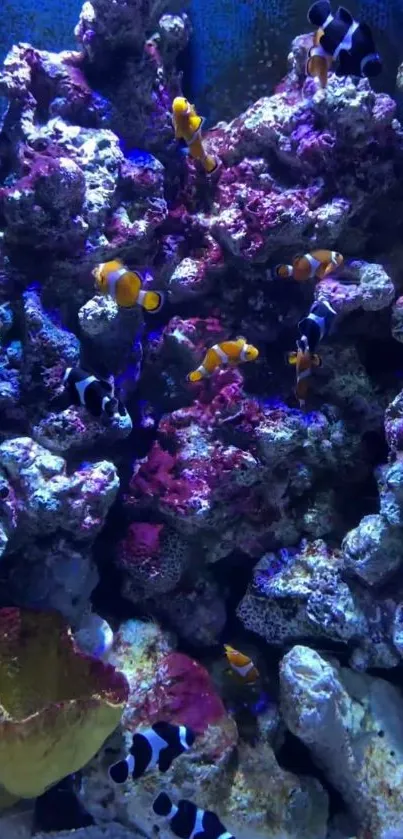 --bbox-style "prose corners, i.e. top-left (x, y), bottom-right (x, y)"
top-left (238, 539), bottom-right (400, 670)
top-left (280, 645), bottom-right (403, 839)
top-left (81, 620), bottom-right (329, 839)
top-left (2, 3), bottom-right (403, 835)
